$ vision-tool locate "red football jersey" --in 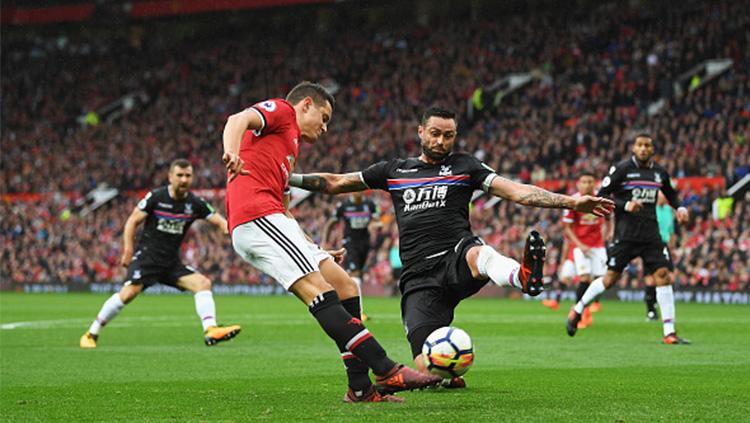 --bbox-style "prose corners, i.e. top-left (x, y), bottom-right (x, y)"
top-left (226, 99), bottom-right (300, 232)
top-left (562, 192), bottom-right (605, 248)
